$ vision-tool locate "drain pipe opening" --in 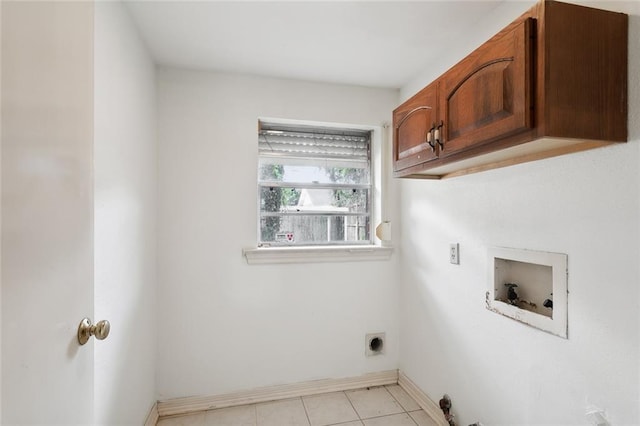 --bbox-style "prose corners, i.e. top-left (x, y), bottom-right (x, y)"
top-left (369, 337), bottom-right (383, 353)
